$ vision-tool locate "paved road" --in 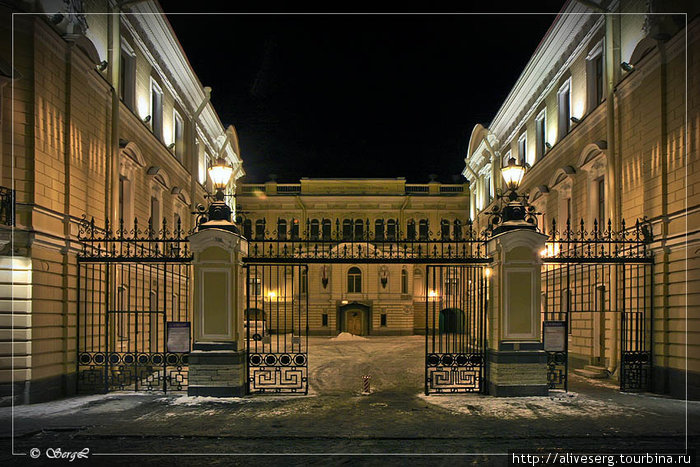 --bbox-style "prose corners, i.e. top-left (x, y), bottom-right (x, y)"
top-left (1, 336), bottom-right (698, 466)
